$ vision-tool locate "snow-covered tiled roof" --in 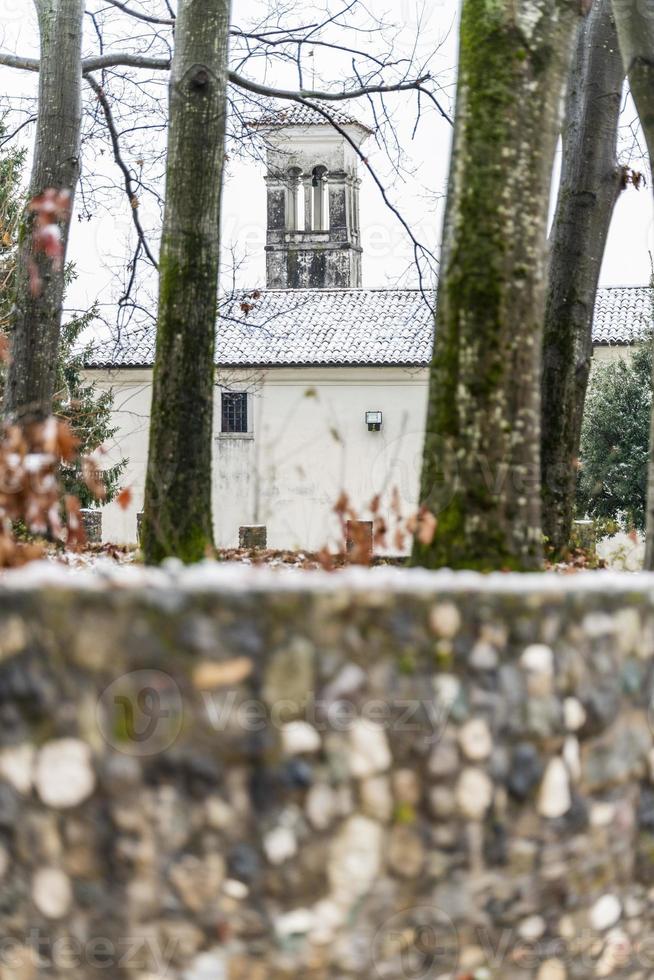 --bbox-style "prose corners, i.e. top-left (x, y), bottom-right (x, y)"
top-left (85, 285), bottom-right (651, 369)
top-left (591, 285), bottom-right (652, 344)
top-left (86, 289), bottom-right (434, 368)
top-left (250, 103), bottom-right (372, 131)
top-left (216, 288), bottom-right (432, 366)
